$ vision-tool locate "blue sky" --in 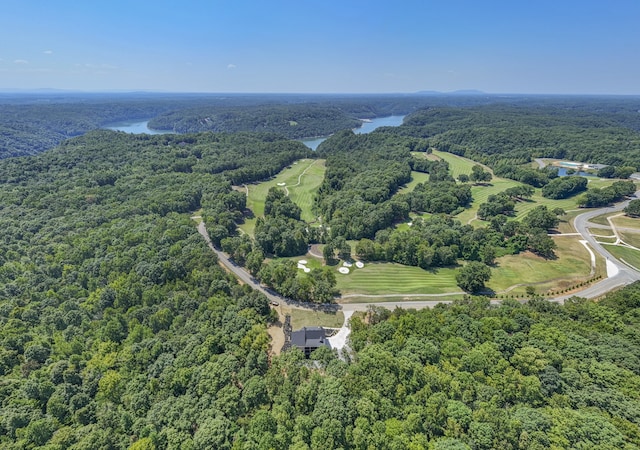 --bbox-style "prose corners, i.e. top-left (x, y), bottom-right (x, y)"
top-left (1, 0), bottom-right (639, 94)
